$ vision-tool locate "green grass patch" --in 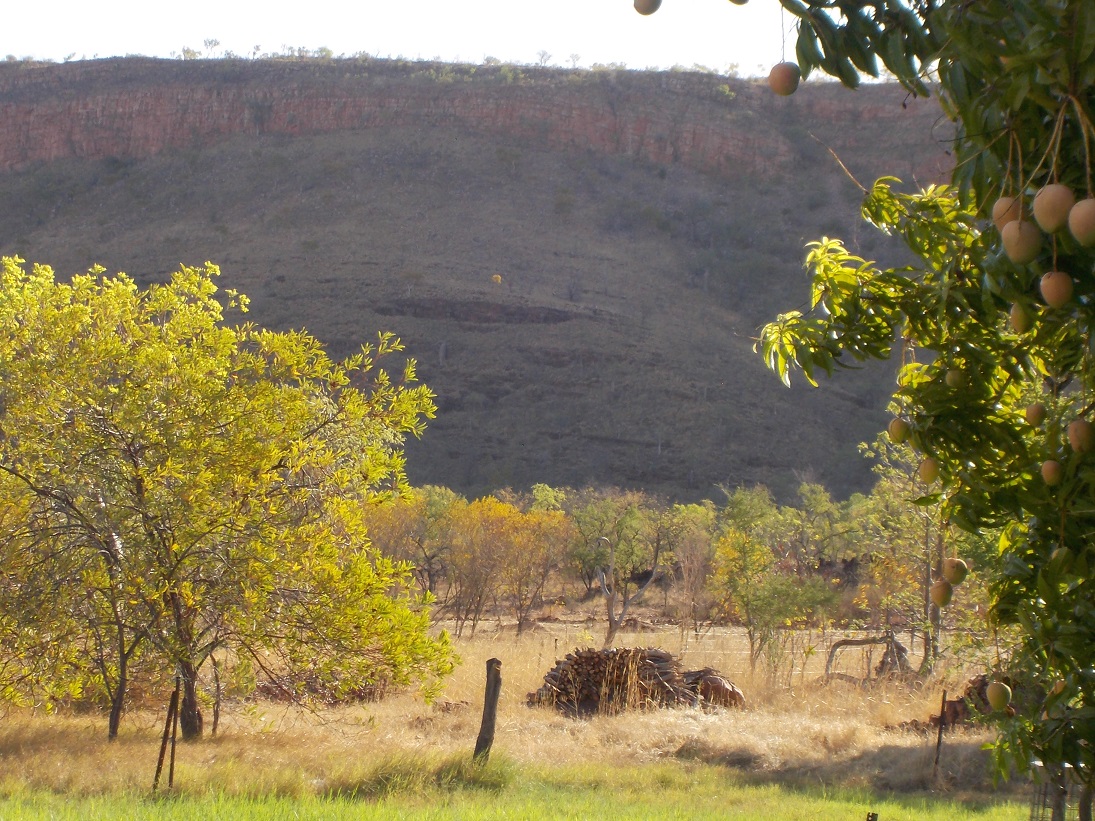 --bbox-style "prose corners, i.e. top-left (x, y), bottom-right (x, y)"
top-left (326, 750), bottom-right (514, 799)
top-left (0, 757), bottom-right (1026, 820)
